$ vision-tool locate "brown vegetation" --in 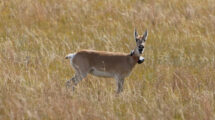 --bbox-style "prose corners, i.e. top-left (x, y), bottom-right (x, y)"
top-left (0, 0), bottom-right (215, 119)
